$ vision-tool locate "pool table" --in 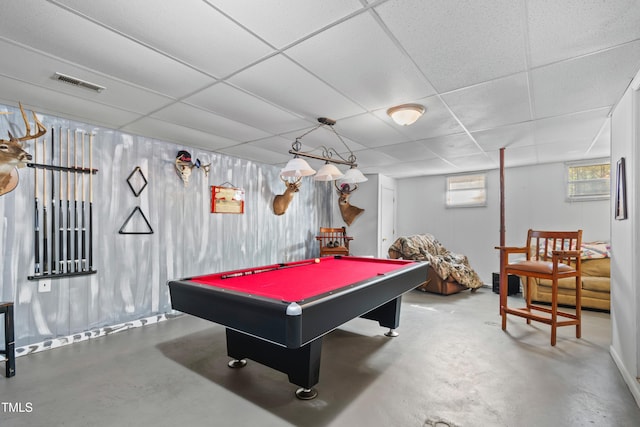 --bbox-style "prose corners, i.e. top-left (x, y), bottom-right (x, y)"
top-left (168, 255), bottom-right (427, 399)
